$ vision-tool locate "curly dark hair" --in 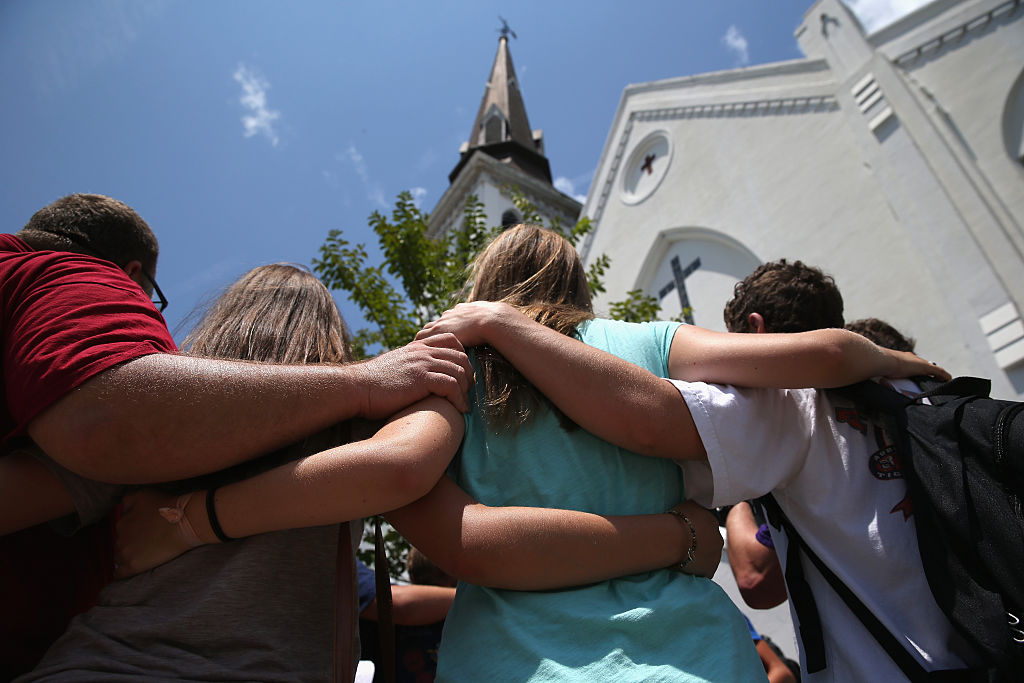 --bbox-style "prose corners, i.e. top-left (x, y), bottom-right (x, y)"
top-left (845, 318), bottom-right (916, 353)
top-left (724, 259), bottom-right (844, 333)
